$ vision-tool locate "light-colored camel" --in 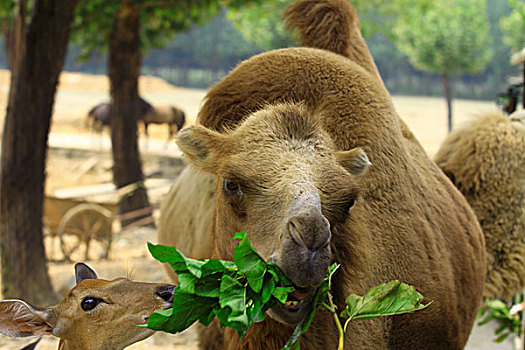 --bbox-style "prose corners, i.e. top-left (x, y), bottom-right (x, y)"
top-left (435, 111), bottom-right (525, 300)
